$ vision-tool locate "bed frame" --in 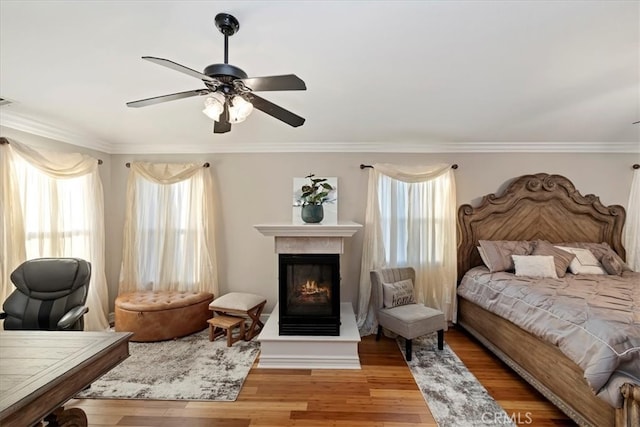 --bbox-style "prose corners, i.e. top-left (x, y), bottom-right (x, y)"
top-left (456, 173), bottom-right (639, 427)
